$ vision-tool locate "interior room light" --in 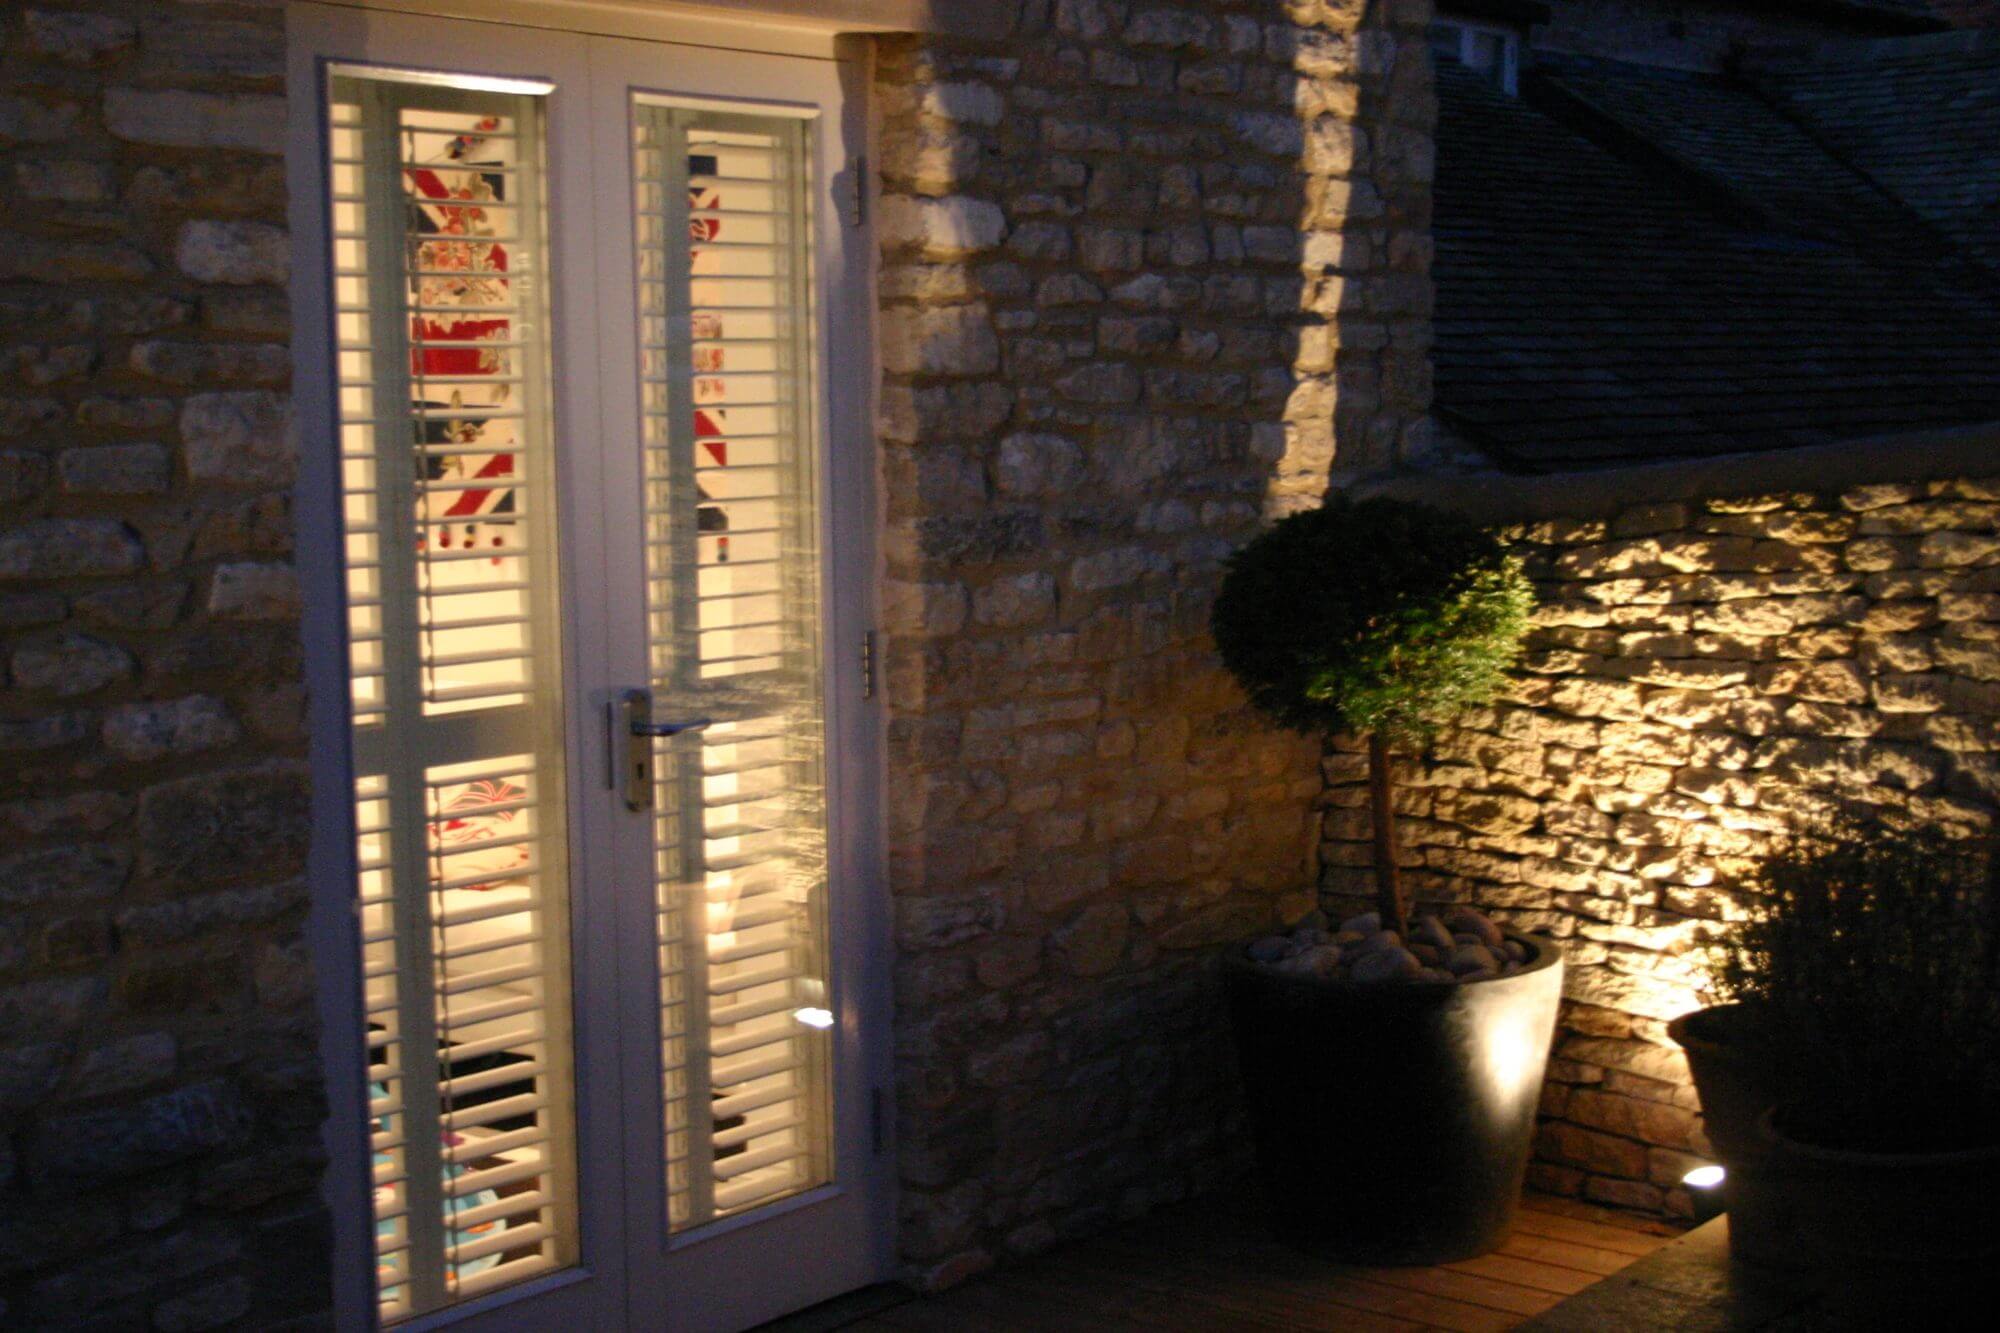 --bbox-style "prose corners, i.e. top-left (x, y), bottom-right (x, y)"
top-left (793, 1007), bottom-right (835, 1029)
